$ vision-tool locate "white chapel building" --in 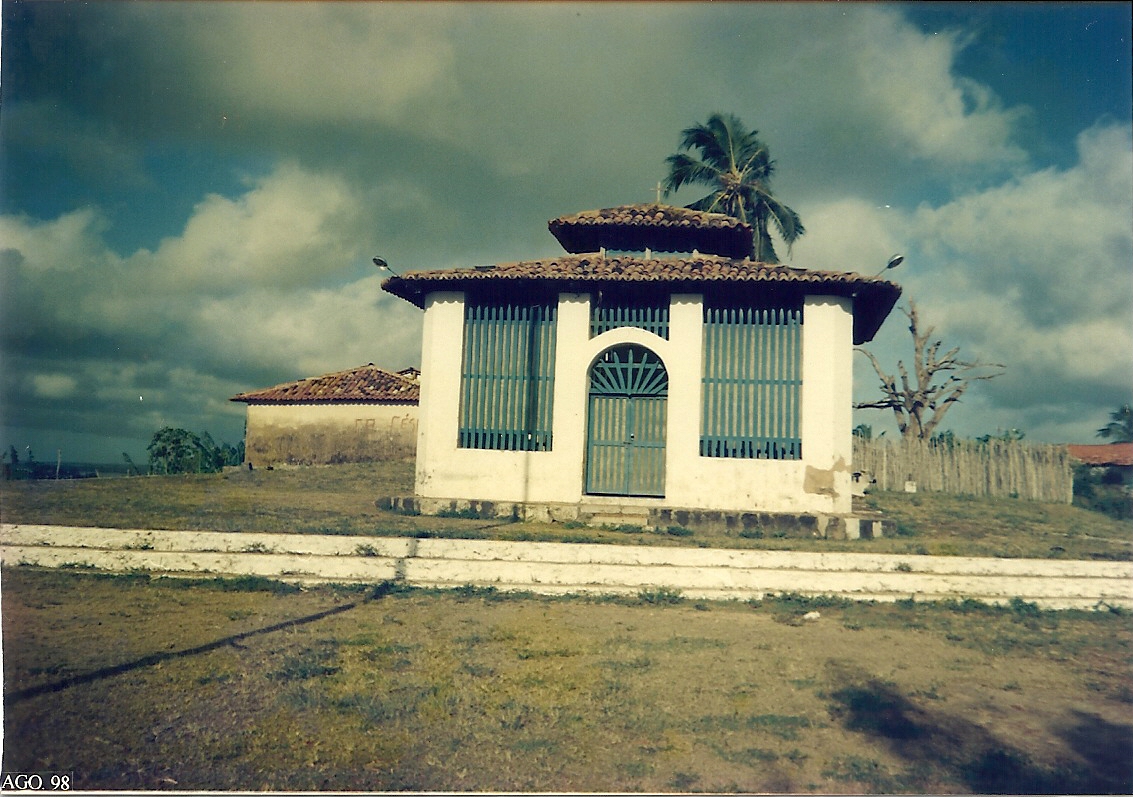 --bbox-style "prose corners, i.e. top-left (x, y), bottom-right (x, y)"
top-left (382, 204), bottom-right (899, 530)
